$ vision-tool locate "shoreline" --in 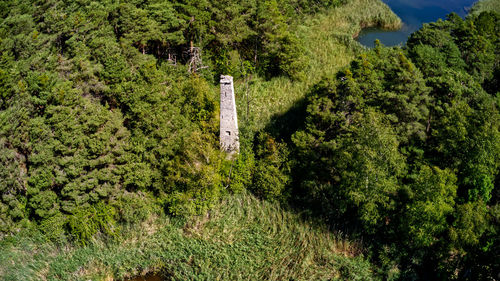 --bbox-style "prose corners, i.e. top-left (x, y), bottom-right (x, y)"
top-left (351, 2), bottom-right (403, 40)
top-left (352, 21), bottom-right (403, 39)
